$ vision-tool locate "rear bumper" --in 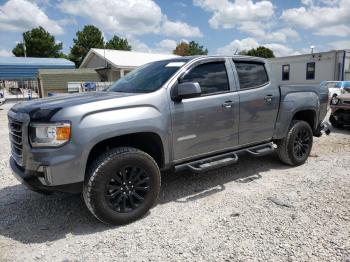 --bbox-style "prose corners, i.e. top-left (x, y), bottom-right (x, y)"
top-left (10, 156), bottom-right (83, 194)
